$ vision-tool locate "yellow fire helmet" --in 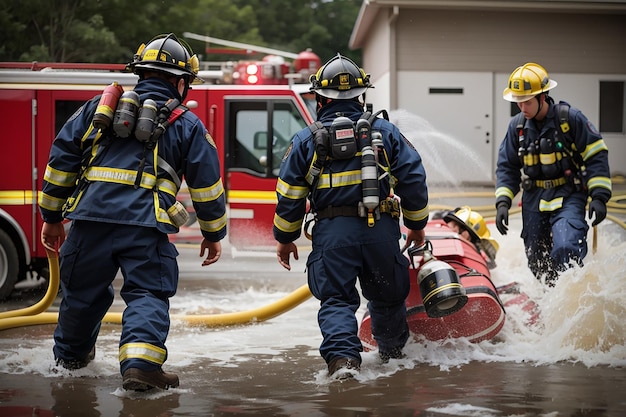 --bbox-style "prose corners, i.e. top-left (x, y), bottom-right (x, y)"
top-left (503, 62), bottom-right (557, 103)
top-left (444, 206), bottom-right (485, 243)
top-left (444, 206), bottom-right (499, 266)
